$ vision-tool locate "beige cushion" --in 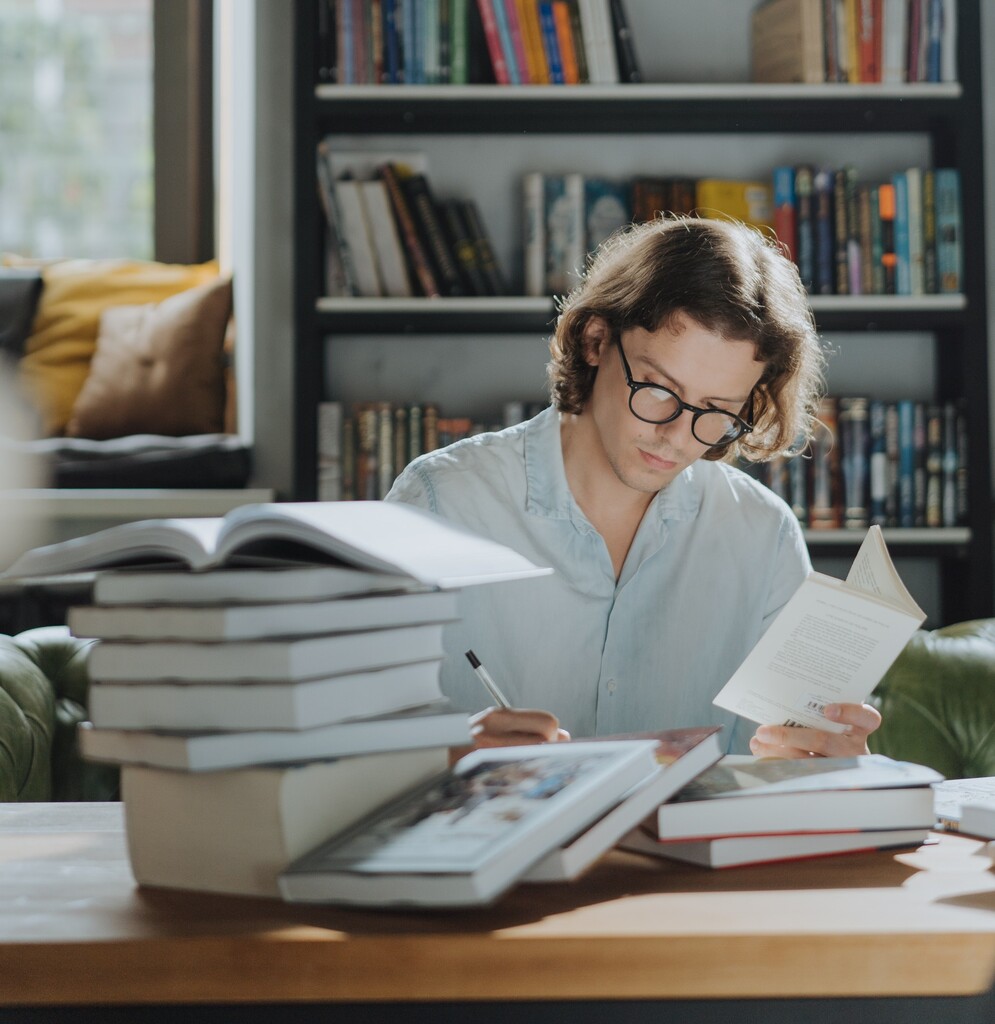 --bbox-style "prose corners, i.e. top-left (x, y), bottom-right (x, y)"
top-left (65, 277), bottom-right (232, 440)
